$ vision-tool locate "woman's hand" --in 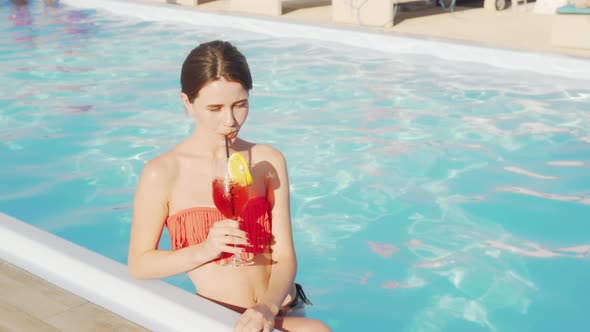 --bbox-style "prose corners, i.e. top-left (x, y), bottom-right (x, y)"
top-left (202, 219), bottom-right (248, 261)
top-left (235, 303), bottom-right (276, 332)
